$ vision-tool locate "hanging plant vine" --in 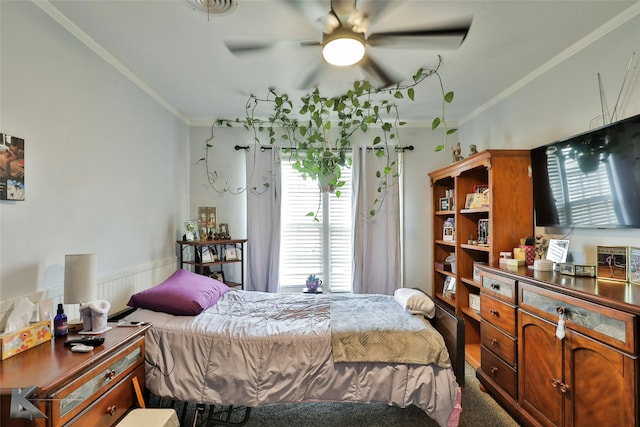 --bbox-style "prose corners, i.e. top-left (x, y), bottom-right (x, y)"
top-left (201, 55), bottom-right (457, 218)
